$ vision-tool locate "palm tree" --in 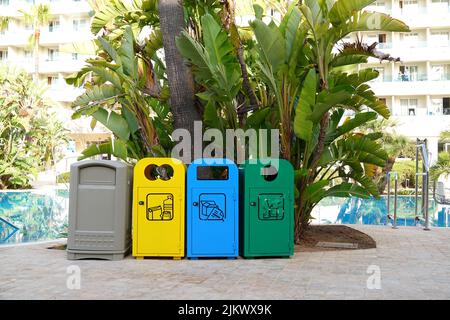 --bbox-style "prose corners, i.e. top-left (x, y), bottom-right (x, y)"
top-left (0, 16), bottom-right (9, 32)
top-left (430, 152), bottom-right (450, 181)
top-left (158, 0), bottom-right (200, 140)
top-left (19, 3), bottom-right (51, 82)
top-left (440, 130), bottom-right (450, 143)
top-left (362, 118), bottom-right (413, 193)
